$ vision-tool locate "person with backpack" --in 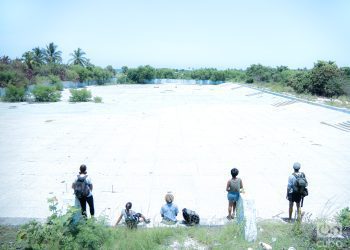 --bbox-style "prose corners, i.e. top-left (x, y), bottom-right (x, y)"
top-left (226, 168), bottom-right (244, 220)
top-left (160, 192), bottom-right (179, 224)
top-left (72, 164), bottom-right (94, 217)
top-left (115, 202), bottom-right (150, 228)
top-left (286, 162), bottom-right (308, 222)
